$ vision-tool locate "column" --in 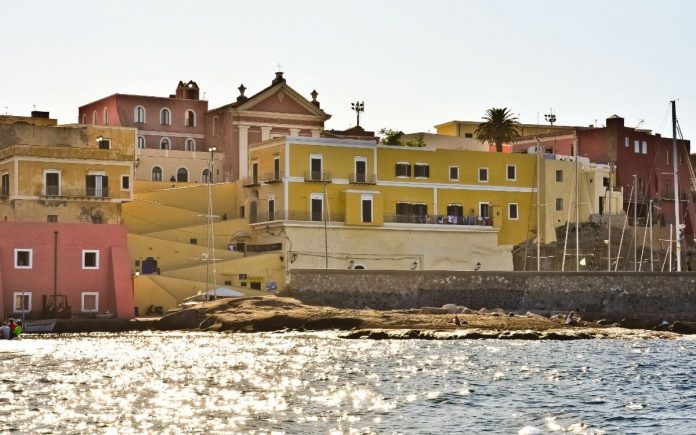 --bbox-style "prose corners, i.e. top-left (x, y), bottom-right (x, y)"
top-left (311, 129), bottom-right (321, 138)
top-left (238, 124), bottom-right (249, 179)
top-left (289, 128), bottom-right (301, 137)
top-left (261, 126), bottom-right (272, 141)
